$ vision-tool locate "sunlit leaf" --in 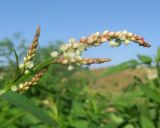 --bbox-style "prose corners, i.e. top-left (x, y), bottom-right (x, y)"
top-left (139, 84), bottom-right (160, 103)
top-left (140, 115), bottom-right (155, 128)
top-left (102, 59), bottom-right (139, 77)
top-left (138, 55), bottom-right (152, 65)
